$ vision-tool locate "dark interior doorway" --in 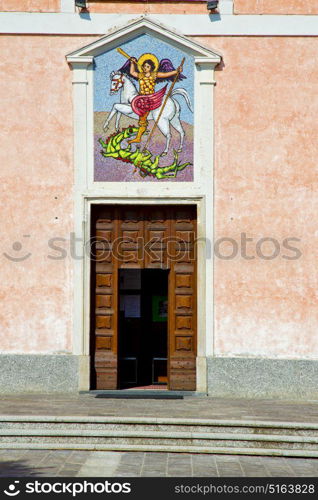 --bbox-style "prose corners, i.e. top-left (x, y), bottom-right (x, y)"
top-left (118, 269), bottom-right (168, 389)
top-left (91, 204), bottom-right (197, 391)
